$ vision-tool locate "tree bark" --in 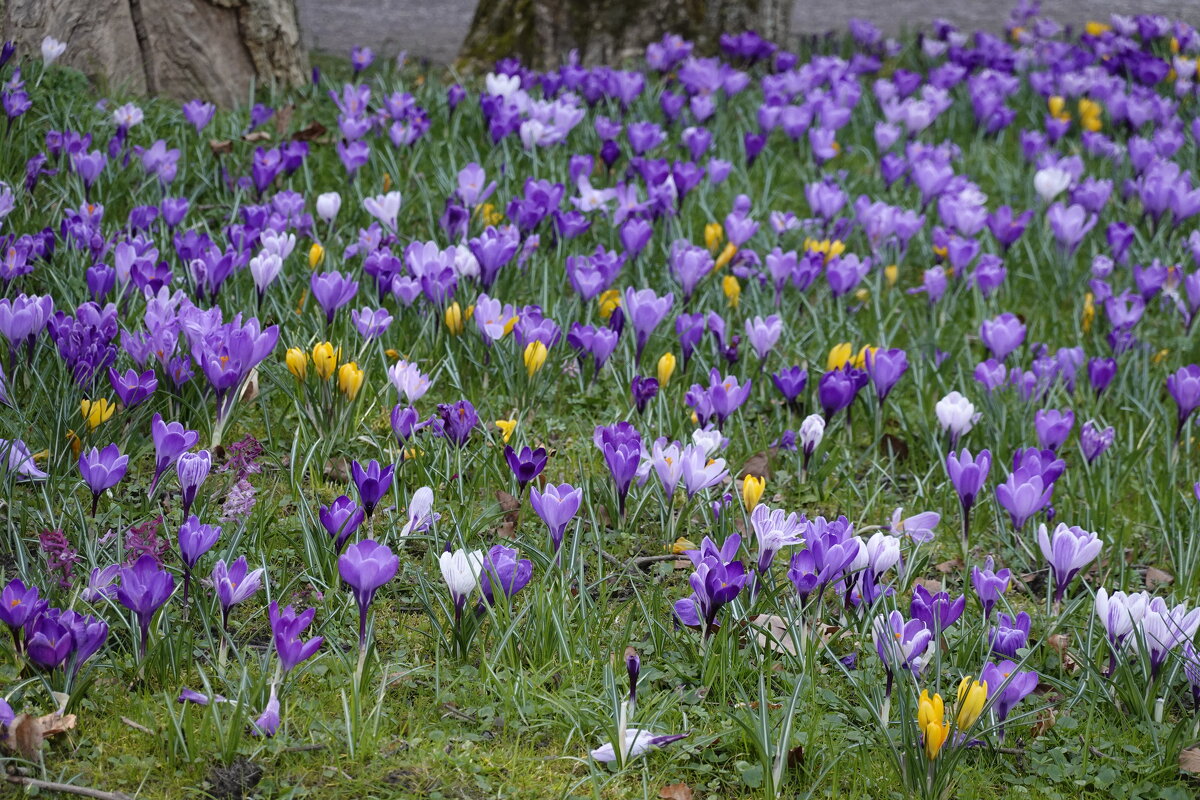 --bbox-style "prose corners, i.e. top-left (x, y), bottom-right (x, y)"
top-left (1, 0), bottom-right (308, 107)
top-left (459, 0), bottom-right (790, 69)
